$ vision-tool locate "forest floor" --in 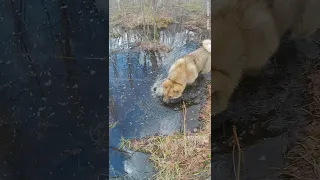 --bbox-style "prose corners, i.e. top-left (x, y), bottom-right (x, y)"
top-left (283, 58), bottom-right (320, 179)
